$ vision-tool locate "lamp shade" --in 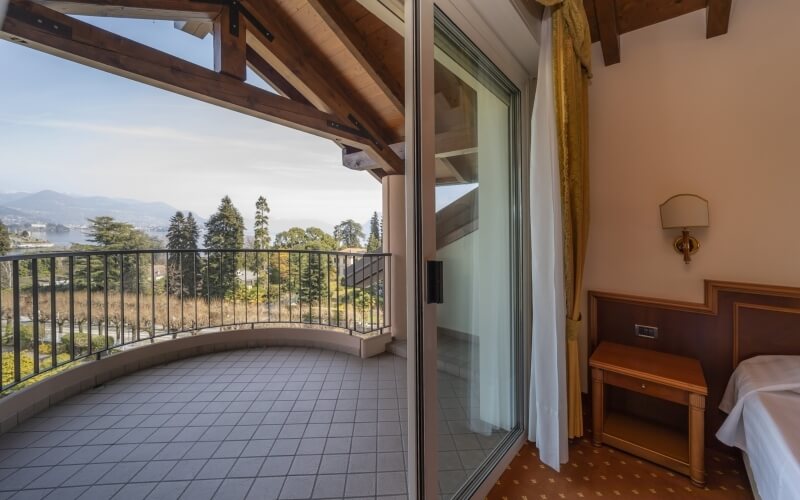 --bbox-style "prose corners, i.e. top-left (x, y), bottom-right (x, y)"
top-left (660, 194), bottom-right (709, 229)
